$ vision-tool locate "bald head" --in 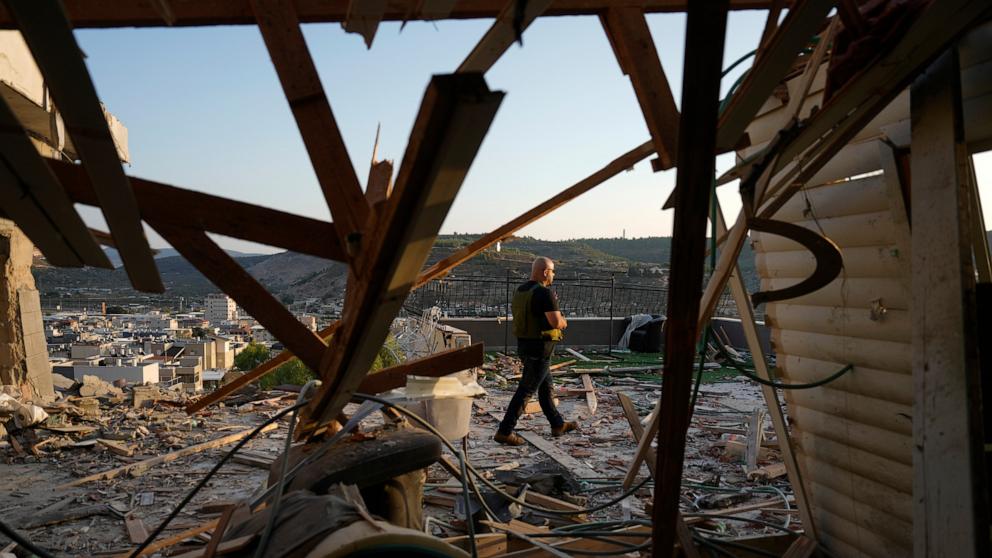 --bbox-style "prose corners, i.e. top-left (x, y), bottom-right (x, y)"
top-left (531, 256), bottom-right (556, 285)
